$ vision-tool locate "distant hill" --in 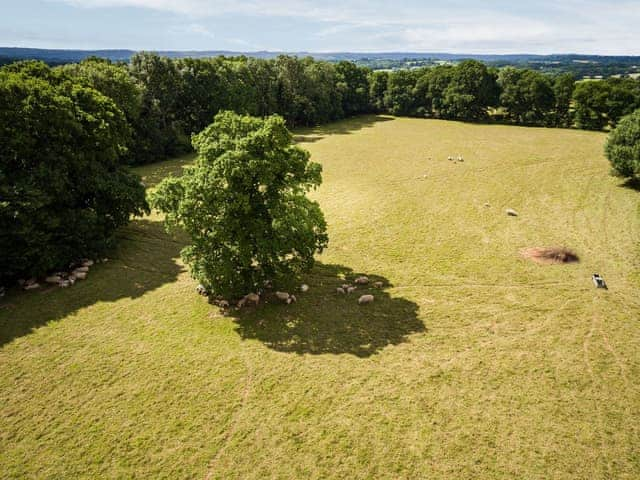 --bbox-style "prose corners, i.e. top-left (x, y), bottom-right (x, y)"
top-left (2, 47), bottom-right (640, 77)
